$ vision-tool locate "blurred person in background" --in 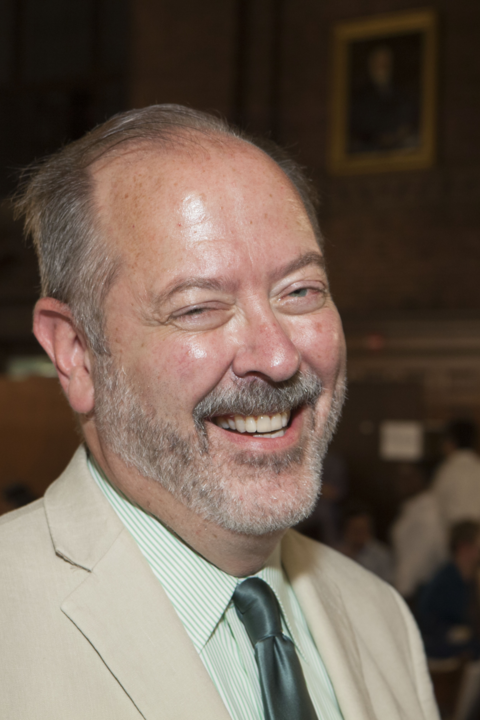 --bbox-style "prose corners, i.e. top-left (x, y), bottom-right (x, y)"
top-left (295, 451), bottom-right (348, 545)
top-left (432, 420), bottom-right (480, 531)
top-left (337, 502), bottom-right (393, 584)
top-left (418, 521), bottom-right (480, 661)
top-left (392, 463), bottom-right (447, 606)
